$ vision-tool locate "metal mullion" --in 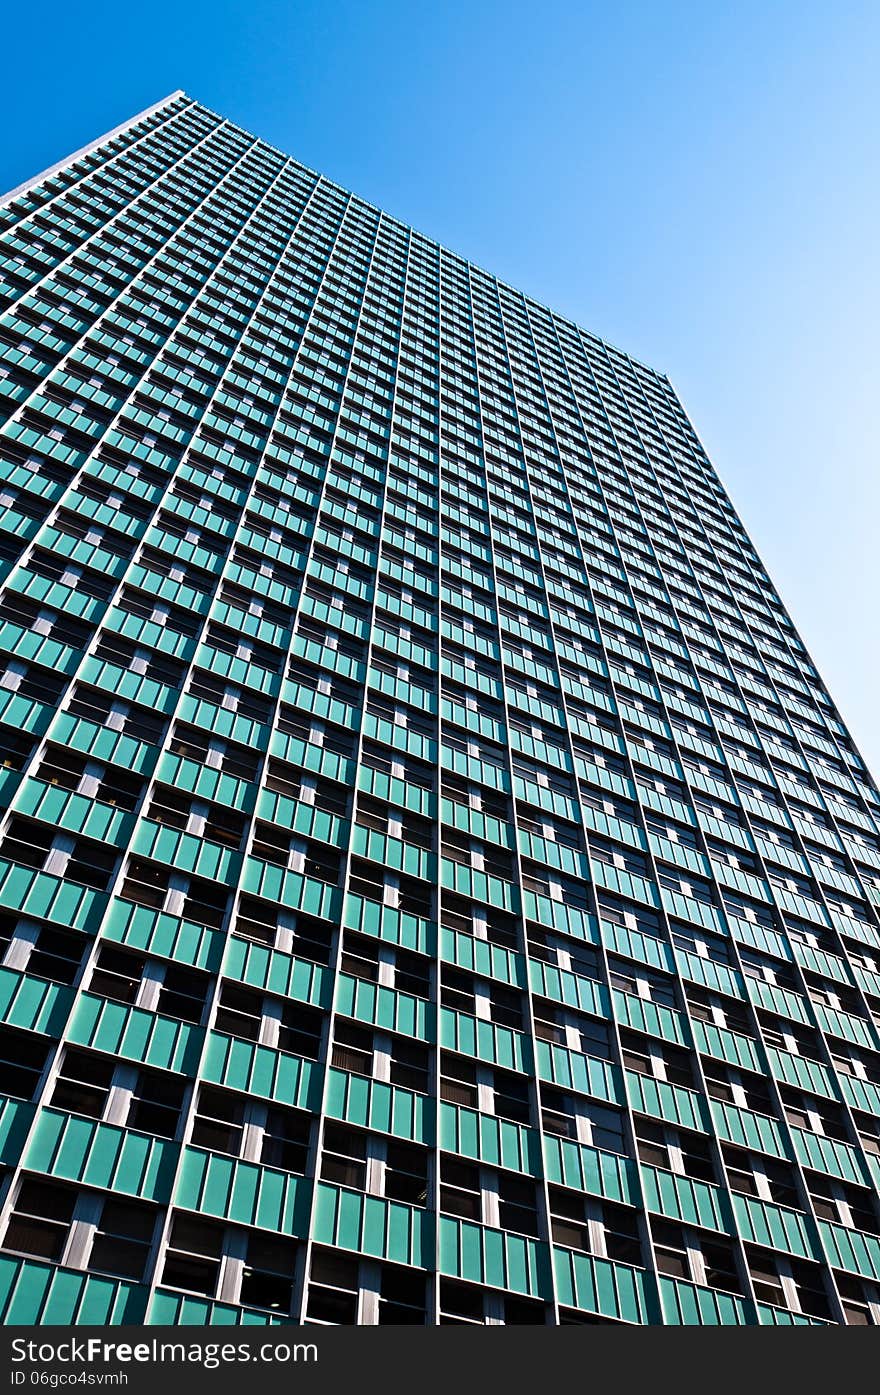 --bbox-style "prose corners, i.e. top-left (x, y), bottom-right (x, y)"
top-left (436, 259), bottom-right (555, 1325)
top-left (573, 335), bottom-right (847, 1322)
top-left (423, 240), bottom-right (443, 1330)
top-left (0, 144), bottom-right (313, 860)
top-left (0, 158), bottom-right (340, 1266)
top-left (539, 317), bottom-right (797, 1320)
top-left (520, 303), bottom-right (783, 1319)
top-left (291, 212), bottom-right (417, 1325)
top-left (0, 91), bottom-right (191, 216)
top-left (0, 127), bottom-right (271, 595)
top-left (245, 212), bottom-right (395, 1321)
top-left (613, 357), bottom-right (880, 1318)
top-left (0, 104), bottom-right (238, 318)
top-left (651, 369), bottom-right (880, 817)
top-left (449, 273), bottom-right (567, 1324)
top-left (0, 145), bottom-right (316, 971)
top-left (483, 283), bottom-right (670, 1323)
top-left (629, 371), bottom-right (880, 1037)
top-left (0, 118), bottom-right (257, 422)
top-left (430, 270), bottom-right (469, 1326)
top-left (129, 187), bottom-right (368, 1320)
top-left (477, 274), bottom-right (656, 1320)
top-left (619, 365), bottom-right (880, 1011)
top-left (0, 165), bottom-right (328, 1244)
top-left (347, 236), bottom-right (447, 1325)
